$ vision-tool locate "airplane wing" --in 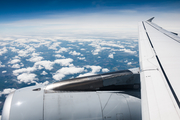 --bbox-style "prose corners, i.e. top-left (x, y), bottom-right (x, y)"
top-left (139, 17), bottom-right (180, 120)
